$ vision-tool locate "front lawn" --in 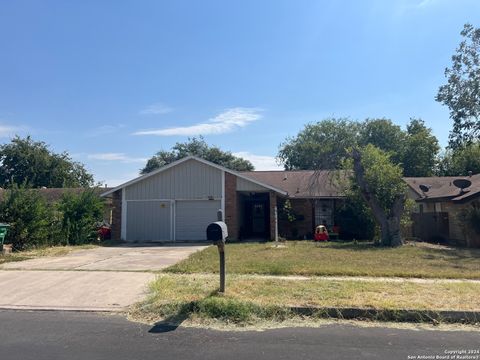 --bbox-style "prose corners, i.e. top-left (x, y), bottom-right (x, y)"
top-left (165, 241), bottom-right (480, 279)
